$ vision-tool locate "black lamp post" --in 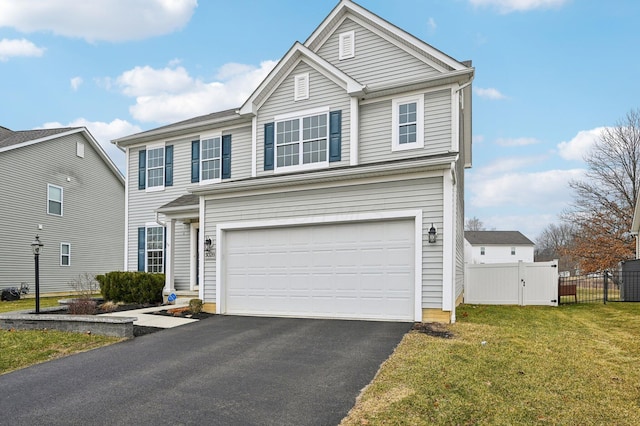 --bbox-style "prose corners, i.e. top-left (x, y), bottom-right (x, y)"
top-left (31, 235), bottom-right (43, 314)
